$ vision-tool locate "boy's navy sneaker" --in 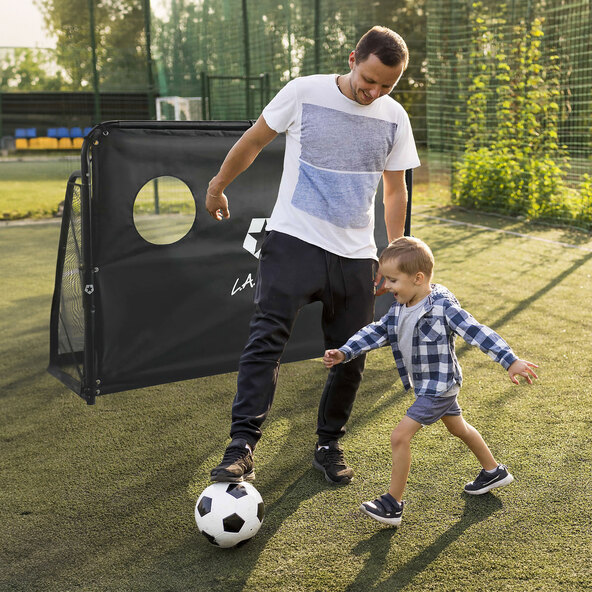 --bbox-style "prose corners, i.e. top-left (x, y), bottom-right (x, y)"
top-left (360, 493), bottom-right (404, 526)
top-left (313, 441), bottom-right (354, 485)
top-left (210, 438), bottom-right (255, 482)
top-left (464, 464), bottom-right (514, 495)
